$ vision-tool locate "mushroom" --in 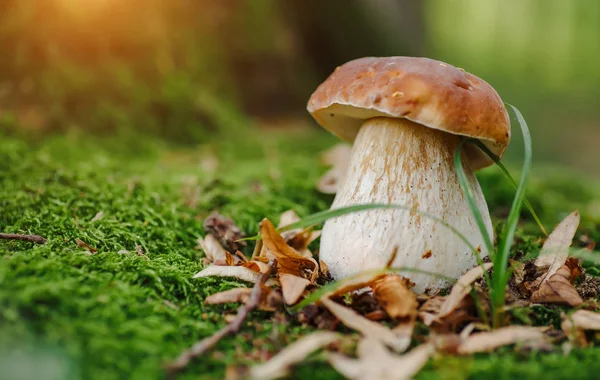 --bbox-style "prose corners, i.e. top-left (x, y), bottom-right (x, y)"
top-left (307, 57), bottom-right (510, 293)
